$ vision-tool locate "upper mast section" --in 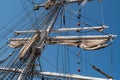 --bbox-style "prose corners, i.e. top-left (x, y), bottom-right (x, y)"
top-left (34, 0), bottom-right (93, 10)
